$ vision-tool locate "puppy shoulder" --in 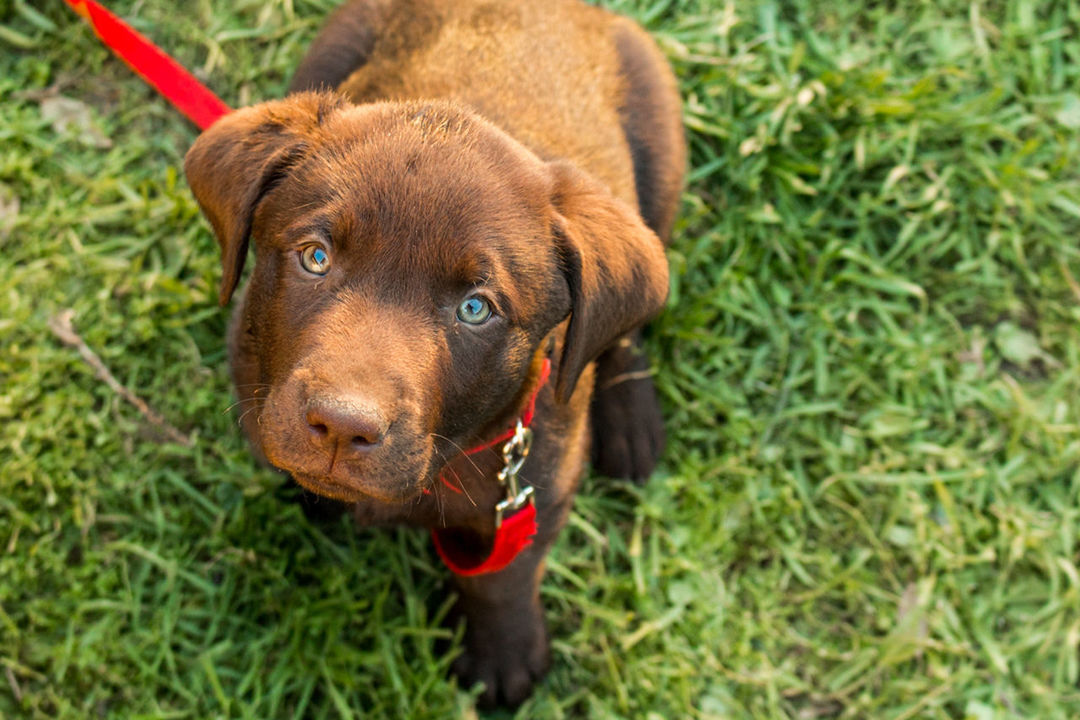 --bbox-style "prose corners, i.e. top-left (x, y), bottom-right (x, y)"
top-left (289, 0), bottom-right (392, 93)
top-left (609, 18), bottom-right (686, 245)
